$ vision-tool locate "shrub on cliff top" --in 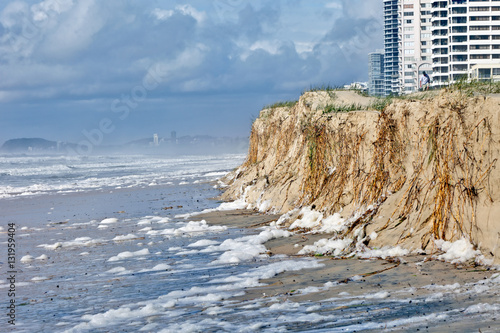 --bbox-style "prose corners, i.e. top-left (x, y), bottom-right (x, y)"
top-left (264, 100), bottom-right (298, 110)
top-left (305, 84), bottom-right (342, 93)
top-left (323, 103), bottom-right (364, 114)
top-left (451, 77), bottom-right (500, 96)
